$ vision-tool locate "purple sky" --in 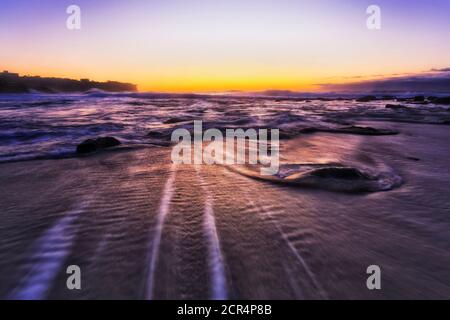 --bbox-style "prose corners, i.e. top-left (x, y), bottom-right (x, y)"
top-left (1, 0), bottom-right (449, 92)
